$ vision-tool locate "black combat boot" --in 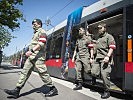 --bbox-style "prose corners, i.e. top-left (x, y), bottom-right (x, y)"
top-left (4, 87), bottom-right (21, 98)
top-left (73, 82), bottom-right (82, 90)
top-left (45, 86), bottom-right (58, 97)
top-left (101, 90), bottom-right (110, 99)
